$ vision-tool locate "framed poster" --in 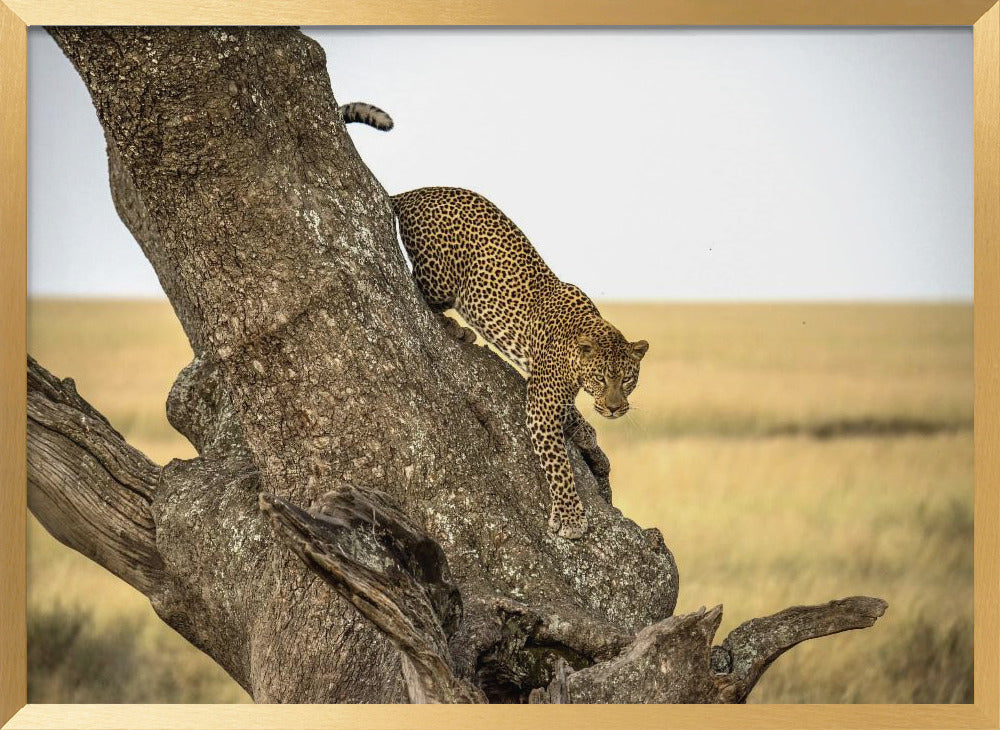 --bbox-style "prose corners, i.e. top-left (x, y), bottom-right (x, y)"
top-left (4, 1), bottom-right (997, 727)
